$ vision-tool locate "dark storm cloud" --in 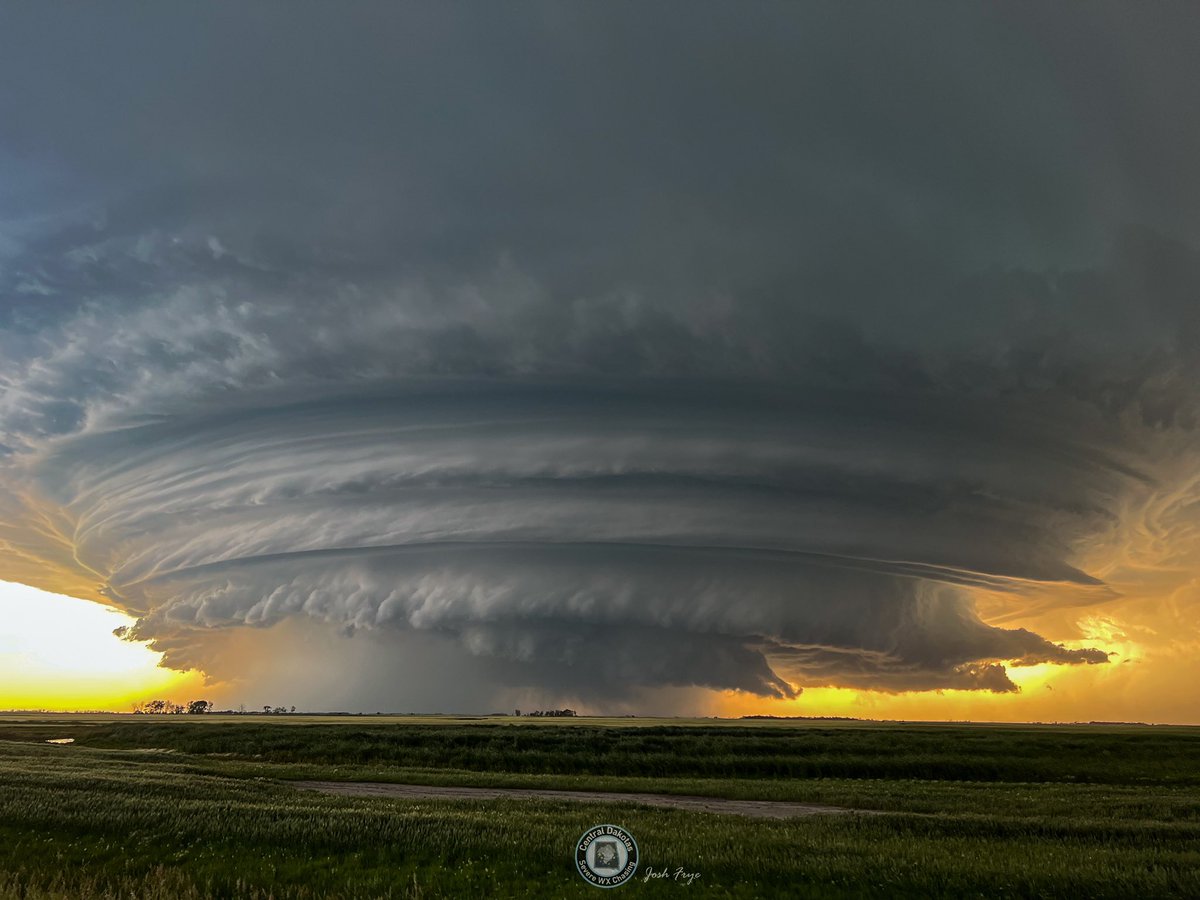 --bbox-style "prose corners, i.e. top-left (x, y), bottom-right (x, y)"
top-left (2, 3), bottom-right (1199, 709)
top-left (2, 374), bottom-right (1132, 702)
top-left (4, 3), bottom-right (1197, 291)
